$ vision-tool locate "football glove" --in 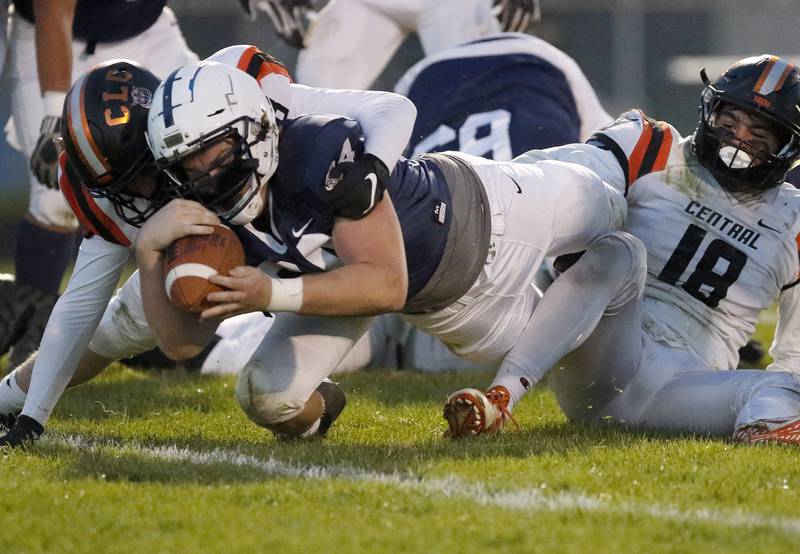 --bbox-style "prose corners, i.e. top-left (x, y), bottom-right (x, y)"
top-left (239, 0), bottom-right (314, 48)
top-left (492, 0), bottom-right (541, 33)
top-left (30, 115), bottom-right (62, 189)
top-left (325, 153), bottom-right (388, 220)
top-left (0, 415), bottom-right (44, 449)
